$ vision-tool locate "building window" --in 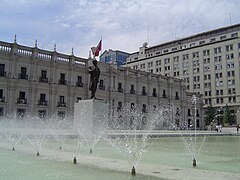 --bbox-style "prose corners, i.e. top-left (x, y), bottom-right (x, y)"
top-left (173, 56), bottom-right (179, 63)
top-left (118, 83), bottom-right (123, 92)
top-left (38, 110), bottom-right (47, 118)
top-left (162, 90), bottom-right (166, 98)
top-left (140, 64), bottom-right (145, 69)
top-left (17, 91), bottom-right (27, 104)
top-left (142, 87), bottom-right (146, 96)
top-left (210, 38), bottom-right (216, 42)
top-left (39, 70), bottom-right (48, 82)
top-left (76, 76), bottom-right (83, 87)
top-left (142, 104), bottom-right (147, 113)
top-left (148, 62), bottom-right (153, 68)
top-left (175, 92), bottom-right (179, 100)
top-left (59, 73), bottom-right (66, 85)
top-left (19, 67), bottom-right (28, 79)
top-left (130, 103), bottom-right (135, 109)
top-left (117, 102), bottom-right (122, 111)
top-left (99, 80), bottom-right (105, 90)
top-left (19, 91), bottom-right (25, 99)
top-left (164, 58), bottom-right (170, 64)
top-left (214, 47), bottom-right (221, 54)
top-left (192, 52), bottom-right (199, 58)
top-left (231, 33), bottom-right (238, 37)
top-left (182, 54), bottom-right (189, 60)
top-left (0, 89), bottom-right (4, 102)
top-left (0, 107), bottom-right (3, 117)
top-left (39, 94), bottom-right (47, 105)
top-left (220, 35), bottom-right (226, 40)
top-left (156, 60), bottom-right (161, 66)
top-left (203, 50), bottom-right (210, 56)
top-left (226, 44), bottom-right (233, 51)
top-left (130, 85), bottom-right (135, 94)
top-left (17, 108), bottom-right (26, 118)
top-left (58, 111), bottom-right (65, 118)
top-left (58, 96), bottom-right (66, 107)
top-left (152, 88), bottom-right (157, 97)
top-left (0, 64), bottom-right (6, 77)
